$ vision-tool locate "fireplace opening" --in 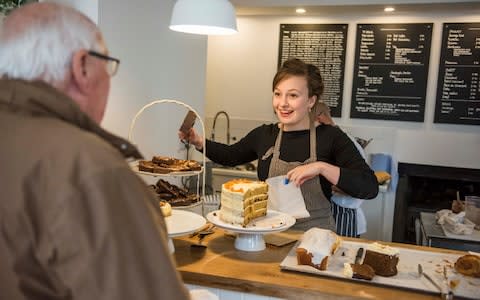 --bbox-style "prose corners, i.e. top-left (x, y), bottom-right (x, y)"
top-left (393, 163), bottom-right (480, 244)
